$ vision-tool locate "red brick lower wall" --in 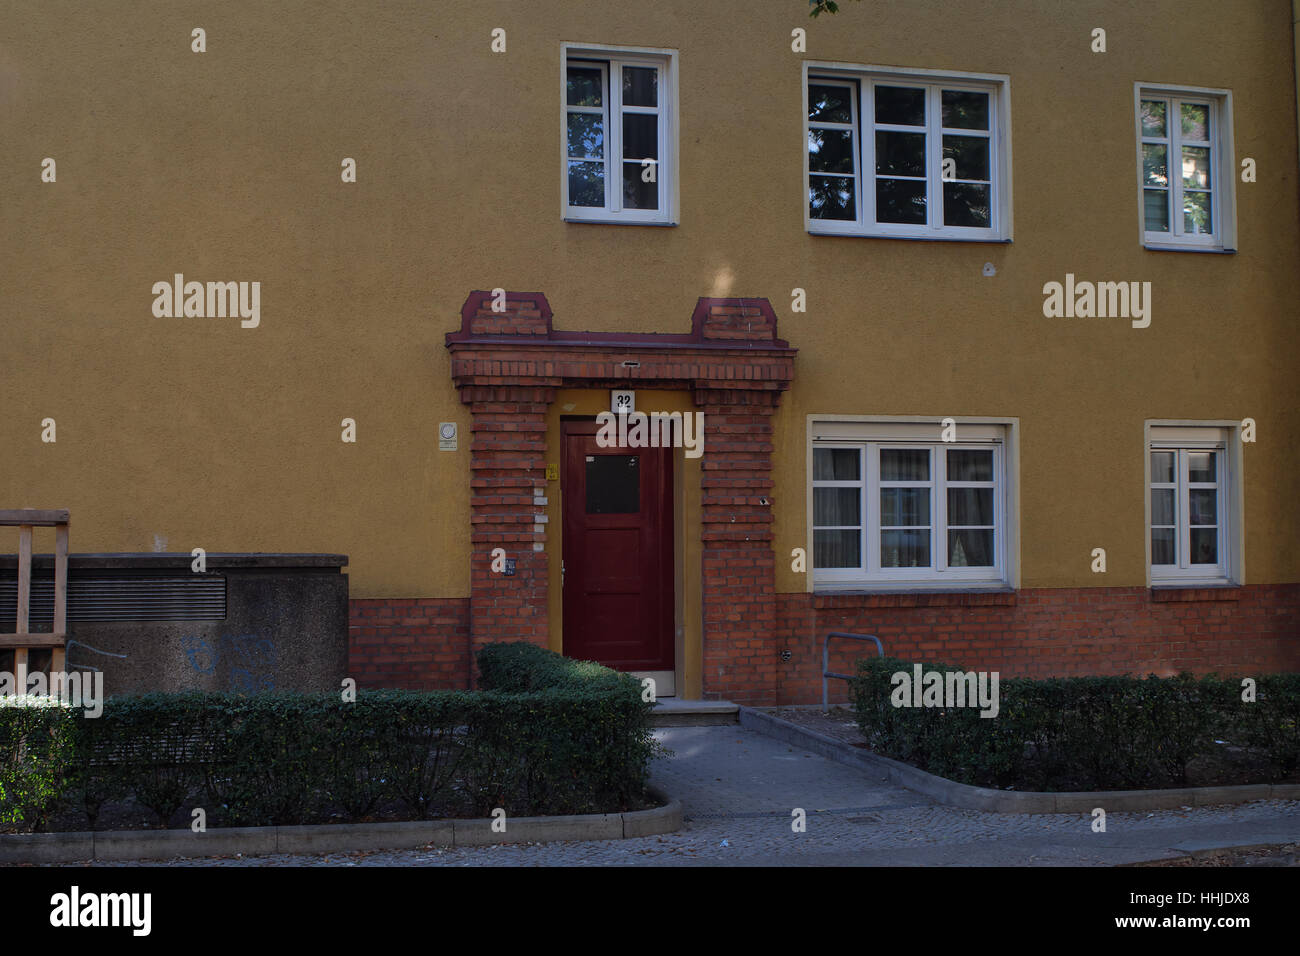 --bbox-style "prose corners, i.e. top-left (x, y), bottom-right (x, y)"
top-left (768, 584), bottom-right (1300, 708)
top-left (350, 585), bottom-right (1299, 704)
top-left (348, 598), bottom-right (471, 690)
